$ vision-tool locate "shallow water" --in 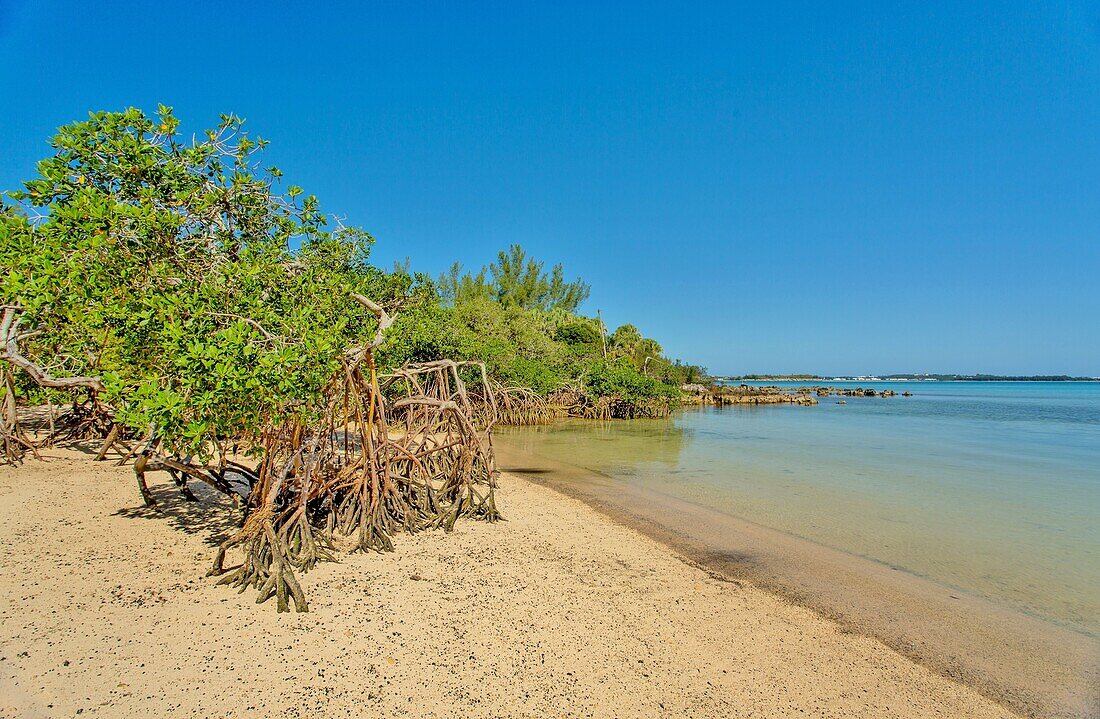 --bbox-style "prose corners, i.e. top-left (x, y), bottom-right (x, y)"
top-left (497, 381), bottom-right (1100, 638)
